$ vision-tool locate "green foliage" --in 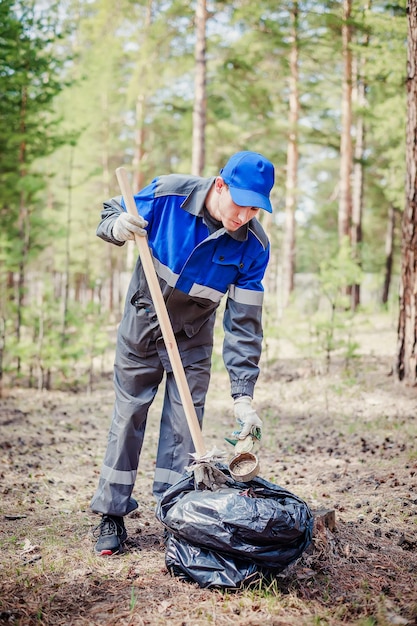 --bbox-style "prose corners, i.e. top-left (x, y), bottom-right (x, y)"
top-left (309, 239), bottom-right (363, 369)
top-left (1, 278), bottom-right (111, 390)
top-left (0, 0), bottom-right (71, 206)
top-left (0, 0), bottom-right (75, 388)
top-left (318, 238), bottom-right (363, 308)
